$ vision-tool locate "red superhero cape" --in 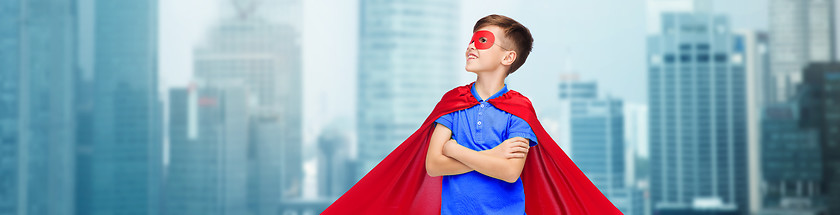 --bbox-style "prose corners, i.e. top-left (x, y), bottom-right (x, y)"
top-left (323, 82), bottom-right (622, 214)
